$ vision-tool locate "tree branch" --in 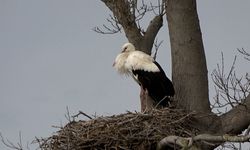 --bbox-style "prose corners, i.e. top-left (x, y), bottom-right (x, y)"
top-left (93, 15), bottom-right (121, 34)
top-left (101, 0), bottom-right (143, 48)
top-left (142, 15), bottom-right (163, 54)
top-left (100, 0), bottom-right (163, 54)
top-left (157, 133), bottom-right (250, 150)
top-left (211, 53), bottom-right (248, 113)
top-left (157, 135), bottom-right (195, 150)
top-left (210, 49), bottom-right (250, 137)
top-left (220, 94), bottom-right (250, 134)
